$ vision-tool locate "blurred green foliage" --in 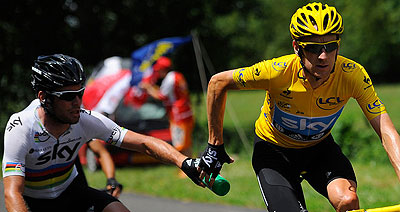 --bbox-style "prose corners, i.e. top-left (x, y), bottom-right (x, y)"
top-left (1, 0), bottom-right (400, 156)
